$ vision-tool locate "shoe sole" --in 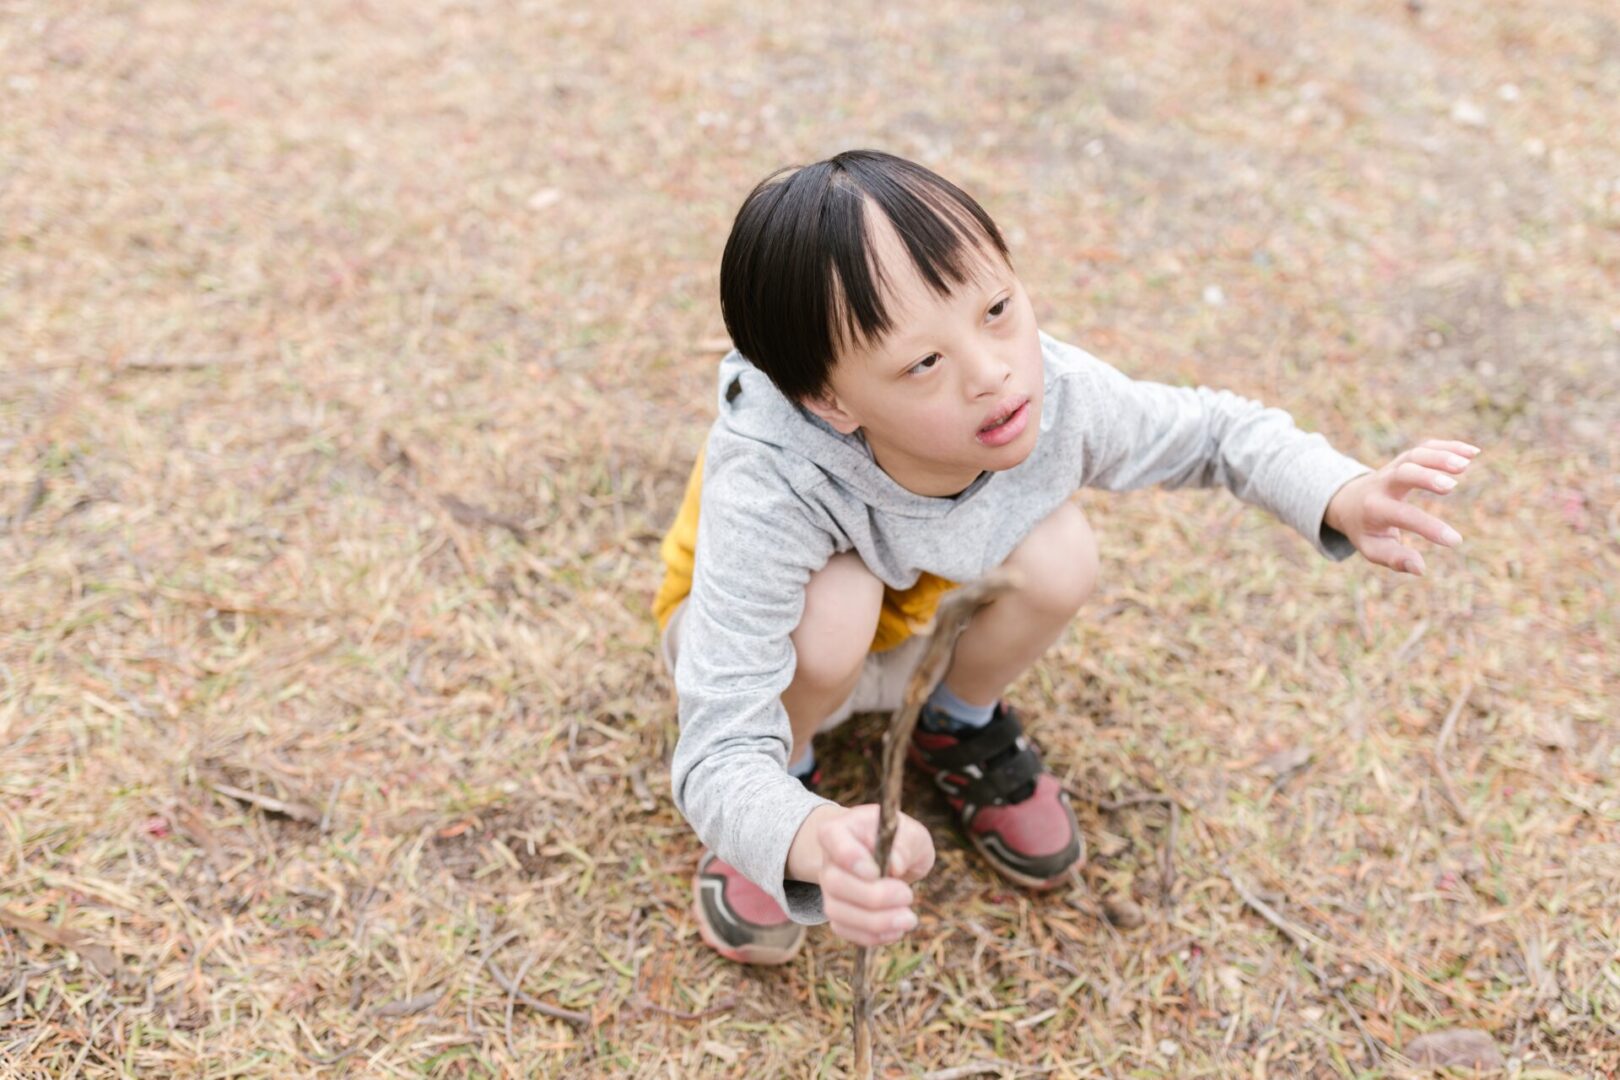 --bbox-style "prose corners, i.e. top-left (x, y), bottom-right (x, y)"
top-left (688, 886), bottom-right (805, 966)
top-left (968, 830), bottom-right (1084, 891)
